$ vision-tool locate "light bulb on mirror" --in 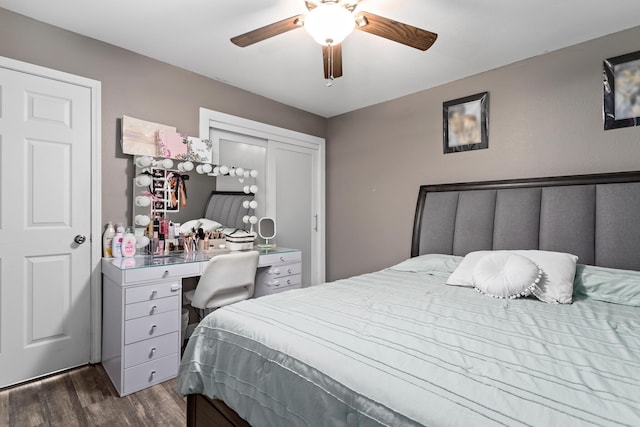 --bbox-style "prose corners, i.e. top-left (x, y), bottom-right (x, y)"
top-left (243, 185), bottom-right (251, 194)
top-left (182, 161), bottom-right (194, 171)
top-left (136, 235), bottom-right (150, 249)
top-left (250, 185), bottom-right (258, 194)
top-left (135, 156), bottom-right (153, 168)
top-left (135, 195), bottom-right (151, 207)
top-left (235, 167), bottom-right (244, 177)
top-left (135, 215), bottom-right (151, 226)
top-left (219, 165), bottom-right (229, 175)
top-left (228, 167), bottom-right (236, 177)
top-left (249, 215), bottom-right (258, 225)
top-left (160, 158), bottom-right (173, 169)
top-left (249, 200), bottom-right (258, 209)
top-left (250, 169), bottom-right (258, 178)
top-left (243, 170), bottom-right (250, 179)
top-left (135, 174), bottom-right (152, 187)
top-left (202, 163), bottom-right (212, 173)
top-left (242, 215), bottom-right (250, 224)
top-left (212, 166), bottom-right (219, 176)
top-left (242, 200), bottom-right (250, 209)
top-left (196, 165), bottom-right (204, 174)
